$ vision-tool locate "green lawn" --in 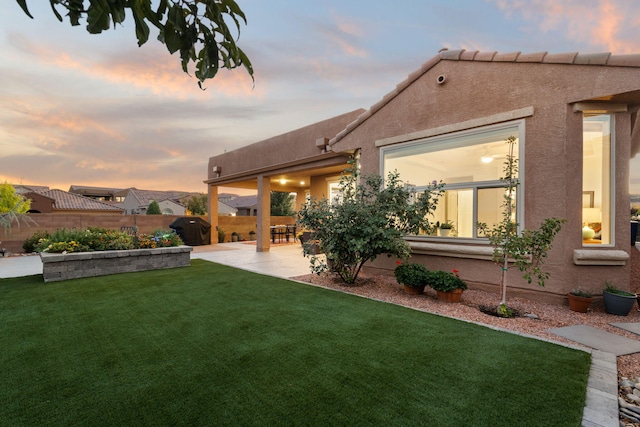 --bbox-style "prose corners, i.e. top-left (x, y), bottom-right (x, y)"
top-left (0, 260), bottom-right (590, 426)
